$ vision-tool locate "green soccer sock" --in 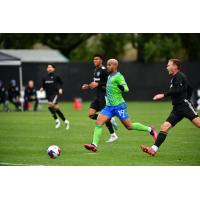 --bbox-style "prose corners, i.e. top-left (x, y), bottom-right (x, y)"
top-left (132, 122), bottom-right (150, 132)
top-left (92, 125), bottom-right (103, 147)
